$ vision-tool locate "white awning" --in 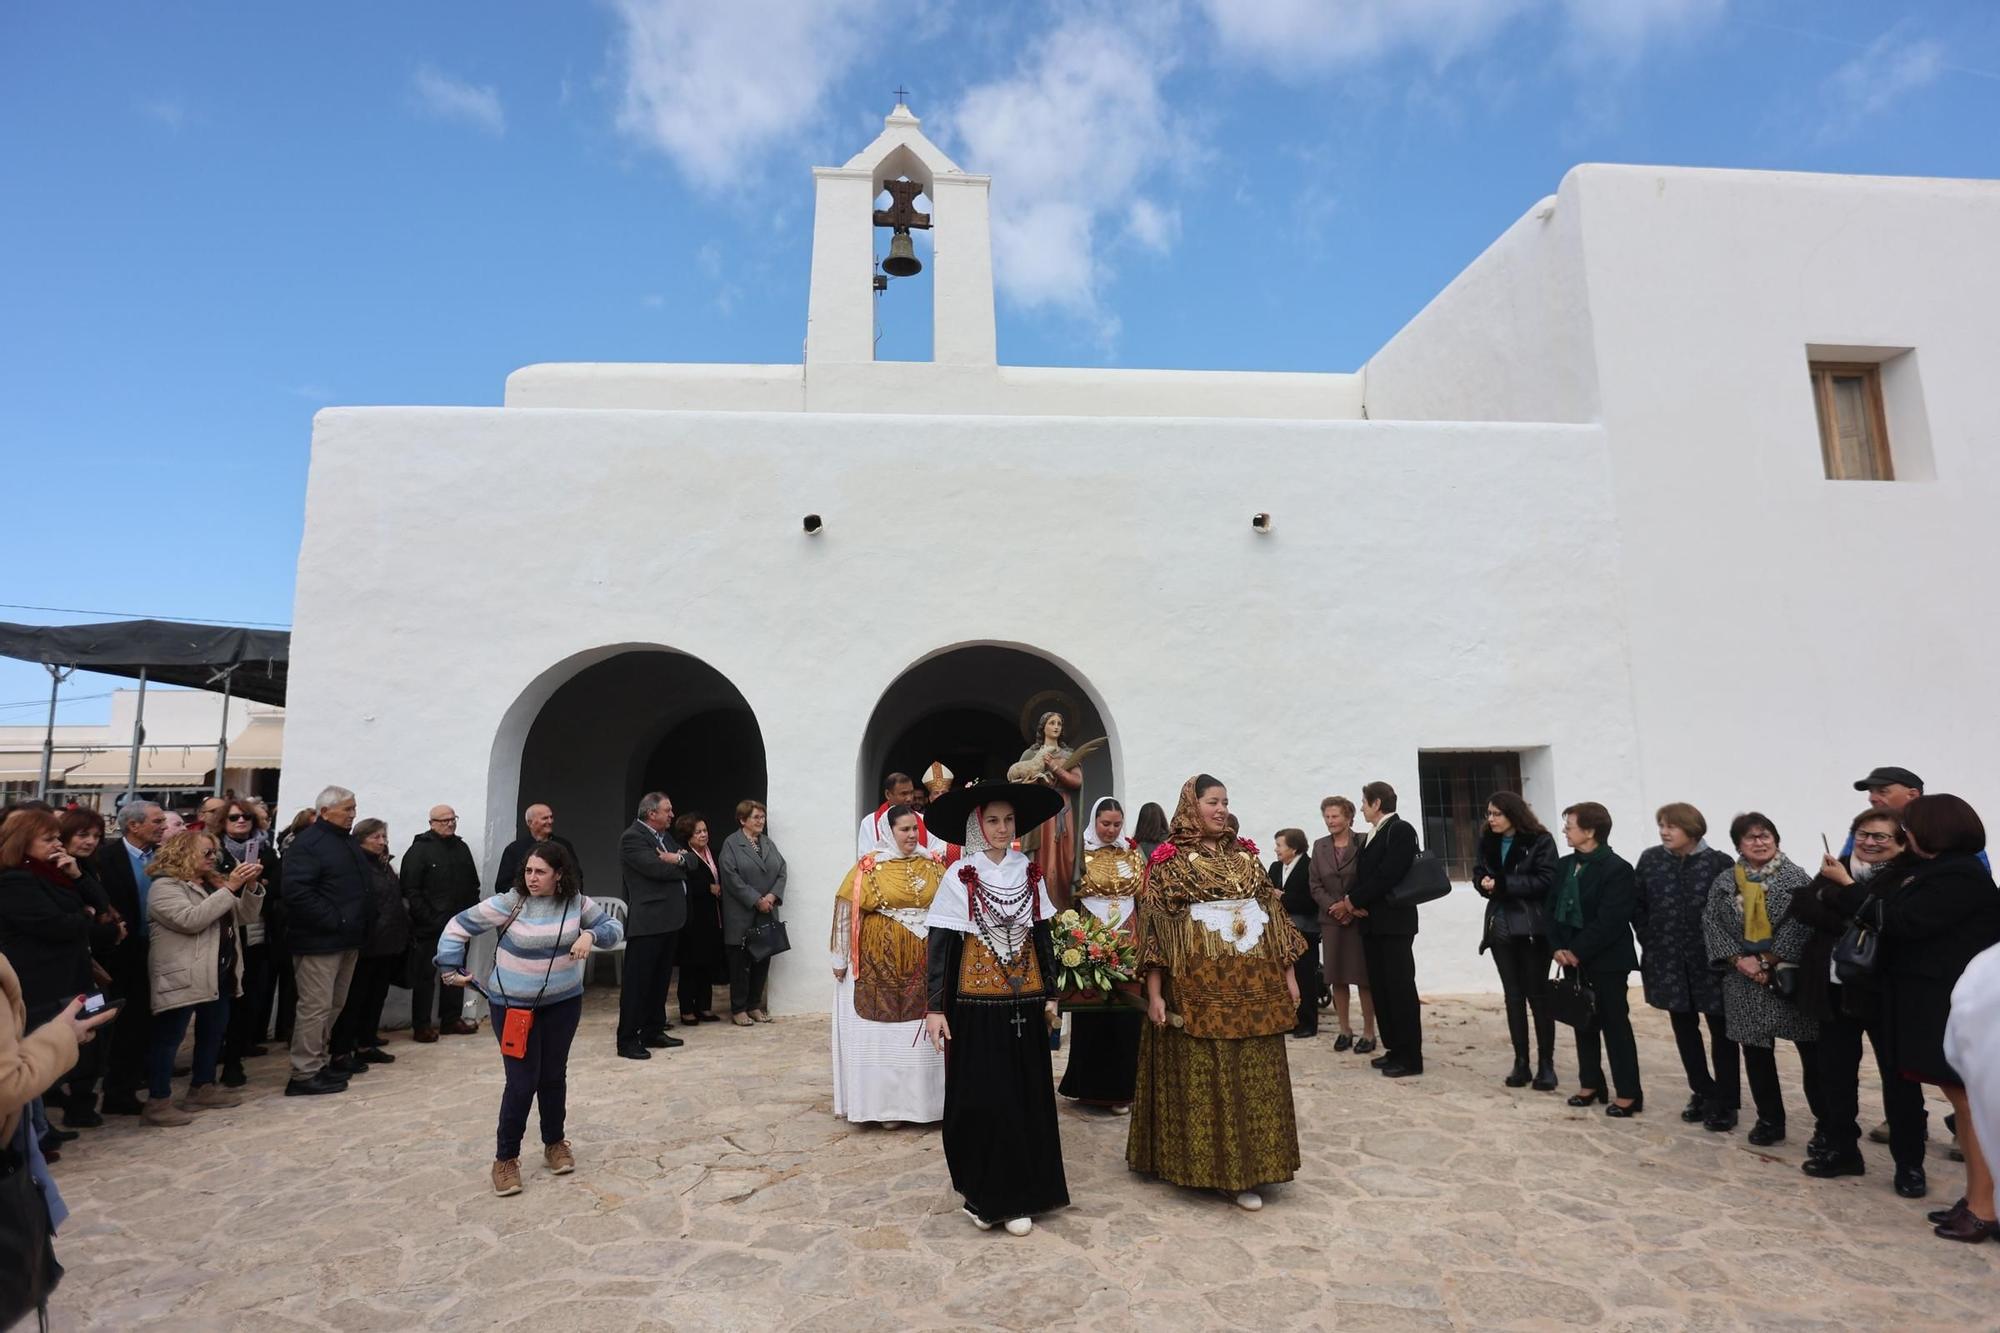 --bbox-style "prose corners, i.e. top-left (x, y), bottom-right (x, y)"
top-left (223, 713), bottom-right (284, 769)
top-left (64, 746), bottom-right (218, 788)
